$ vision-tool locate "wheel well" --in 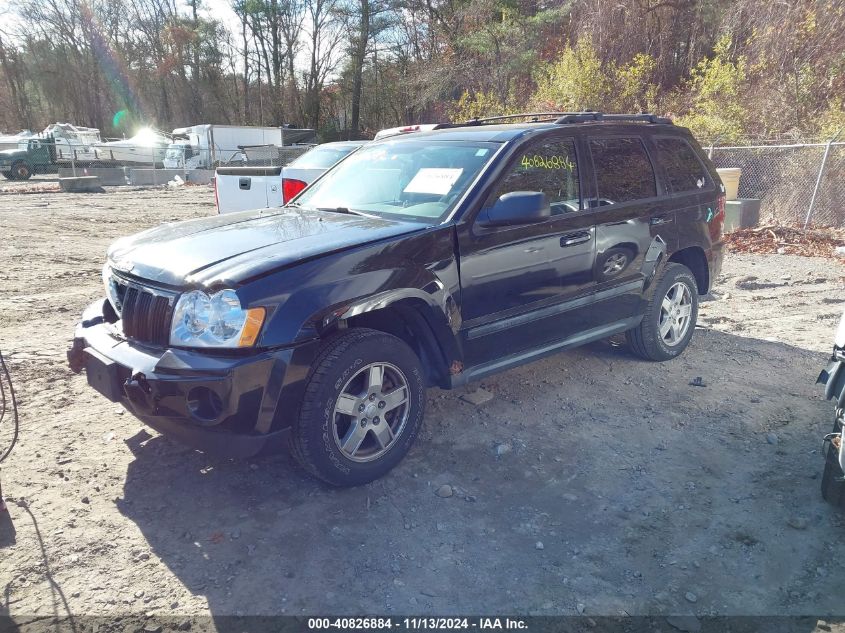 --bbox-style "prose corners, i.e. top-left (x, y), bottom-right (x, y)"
top-left (669, 246), bottom-right (709, 294)
top-left (343, 301), bottom-right (451, 388)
